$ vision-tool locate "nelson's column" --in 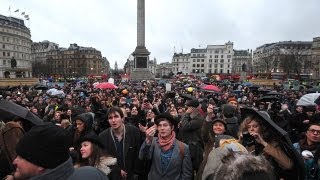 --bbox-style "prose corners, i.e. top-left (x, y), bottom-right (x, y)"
top-left (130, 0), bottom-right (155, 80)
